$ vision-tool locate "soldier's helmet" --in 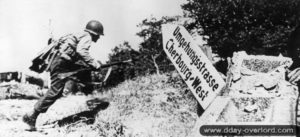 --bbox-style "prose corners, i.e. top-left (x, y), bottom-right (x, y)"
top-left (85, 20), bottom-right (104, 36)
